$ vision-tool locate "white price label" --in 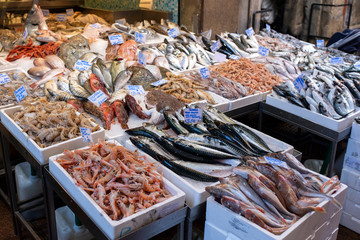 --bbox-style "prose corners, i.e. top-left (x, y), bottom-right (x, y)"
top-left (316, 39), bottom-right (324, 48)
top-left (80, 127), bottom-right (93, 143)
top-left (0, 73), bottom-right (11, 85)
top-left (138, 51), bottom-right (146, 65)
top-left (90, 23), bottom-right (102, 29)
top-left (214, 51), bottom-right (227, 62)
top-left (330, 57), bottom-right (343, 65)
top-left (88, 90), bottom-right (109, 106)
top-left (210, 40), bottom-right (221, 52)
top-left (151, 79), bottom-right (168, 86)
top-left (354, 61), bottom-right (360, 68)
top-left (200, 68), bottom-right (210, 78)
top-left (135, 32), bottom-right (146, 43)
top-left (23, 28), bottom-right (28, 40)
top-left (184, 108), bottom-right (202, 124)
top-left (168, 27), bottom-right (180, 38)
top-left (57, 14), bottom-right (67, 22)
top-left (258, 46), bottom-right (269, 56)
top-left (293, 75), bottom-right (306, 91)
top-left (229, 55), bottom-right (240, 60)
top-left (42, 9), bottom-right (50, 17)
top-left (246, 27), bottom-right (255, 37)
top-left (74, 60), bottom-right (92, 71)
top-left (109, 35), bottom-right (124, 45)
top-left (266, 24), bottom-right (271, 32)
top-left (127, 85), bottom-right (145, 95)
top-left (14, 85), bottom-right (27, 102)
top-left (66, 9), bottom-right (74, 16)
top-left (264, 156), bottom-right (288, 168)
